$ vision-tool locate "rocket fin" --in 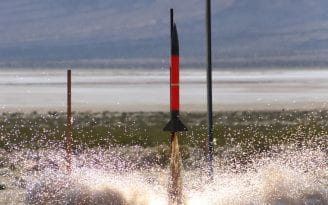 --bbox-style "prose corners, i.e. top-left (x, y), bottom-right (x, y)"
top-left (163, 118), bottom-right (188, 132)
